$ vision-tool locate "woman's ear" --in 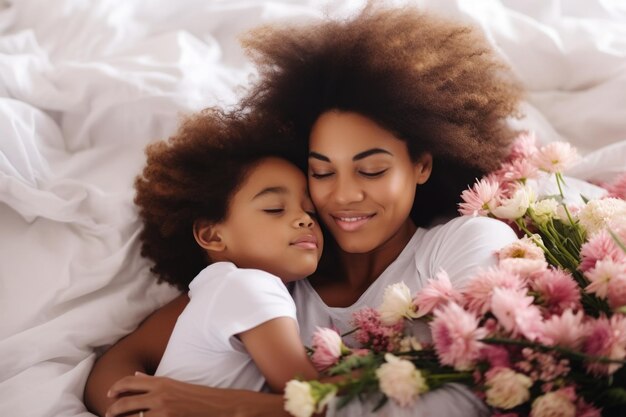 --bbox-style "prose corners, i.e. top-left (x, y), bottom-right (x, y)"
top-left (414, 152), bottom-right (433, 184)
top-left (193, 219), bottom-right (226, 253)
